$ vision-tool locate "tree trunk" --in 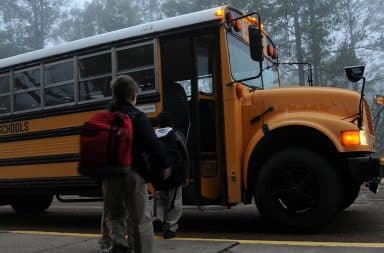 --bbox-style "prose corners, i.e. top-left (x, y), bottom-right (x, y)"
top-left (308, 2), bottom-right (321, 85)
top-left (292, 0), bottom-right (305, 85)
